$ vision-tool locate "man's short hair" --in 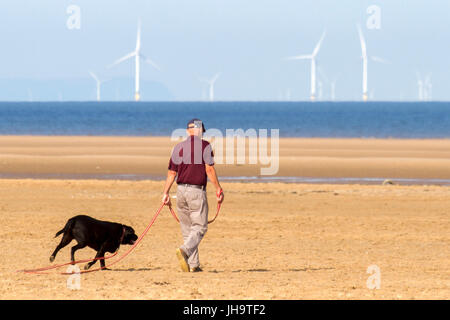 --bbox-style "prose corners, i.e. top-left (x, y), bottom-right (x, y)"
top-left (187, 118), bottom-right (206, 133)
